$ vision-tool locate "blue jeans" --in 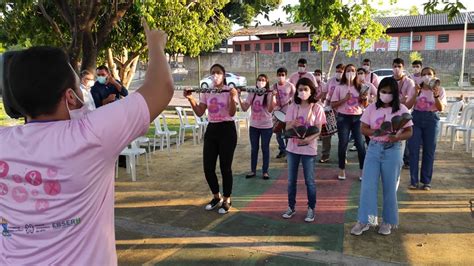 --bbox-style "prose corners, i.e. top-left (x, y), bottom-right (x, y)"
top-left (275, 132), bottom-right (287, 153)
top-left (286, 151), bottom-right (316, 210)
top-left (249, 126), bottom-right (273, 174)
top-left (408, 110), bottom-right (440, 187)
top-left (336, 114), bottom-right (366, 169)
top-left (358, 141), bottom-right (402, 226)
